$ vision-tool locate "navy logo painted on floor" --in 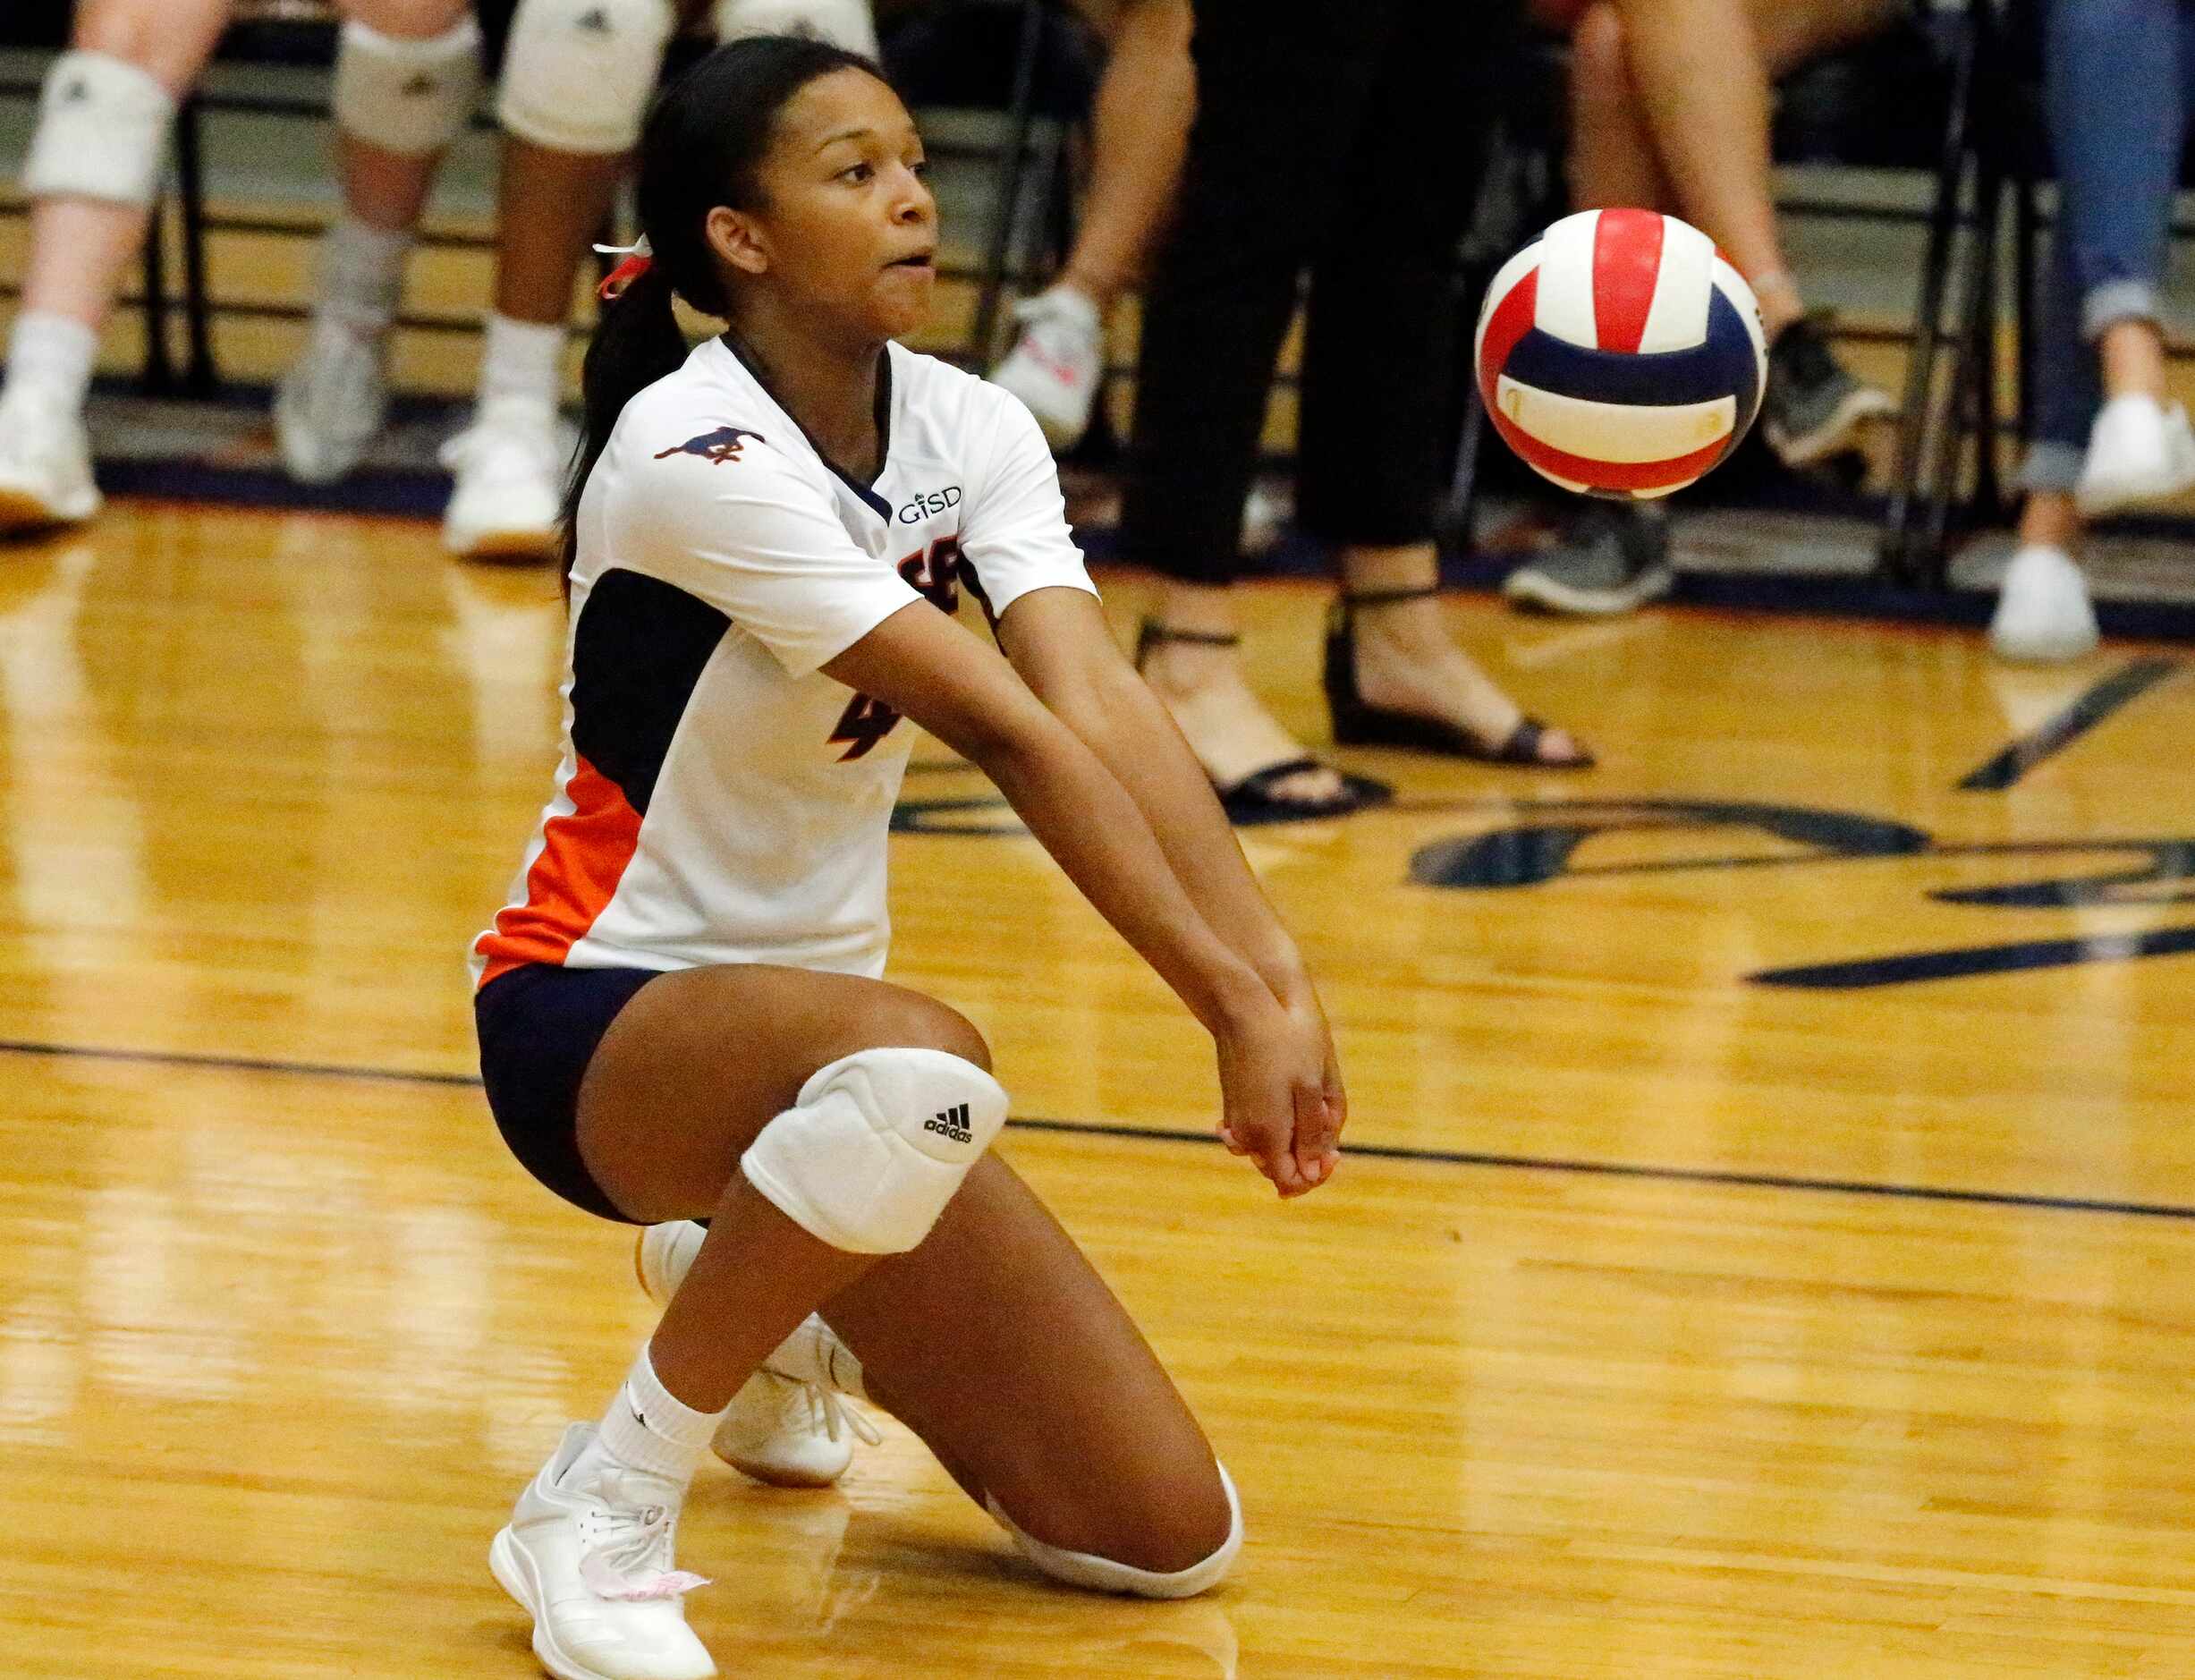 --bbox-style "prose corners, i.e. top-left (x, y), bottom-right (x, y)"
top-left (889, 788), bottom-right (2195, 989)
top-left (1407, 798), bottom-right (2195, 989)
